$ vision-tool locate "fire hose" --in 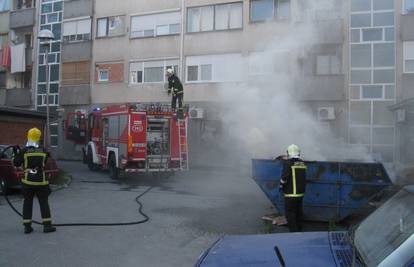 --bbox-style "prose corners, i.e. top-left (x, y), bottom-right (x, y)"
top-left (0, 145), bottom-right (151, 227)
